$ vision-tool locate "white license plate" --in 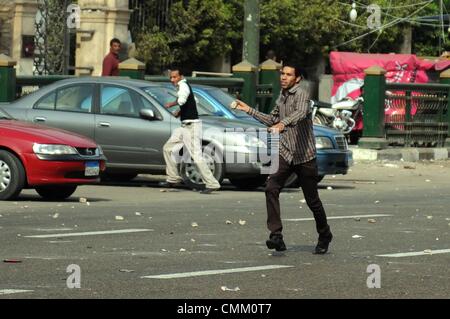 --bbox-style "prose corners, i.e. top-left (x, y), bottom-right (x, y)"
top-left (85, 161), bottom-right (100, 176)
